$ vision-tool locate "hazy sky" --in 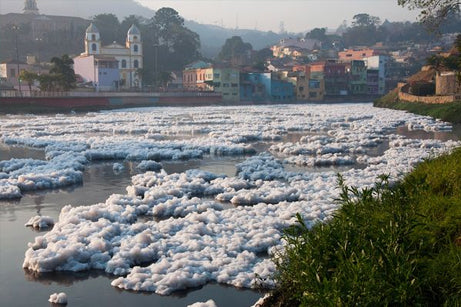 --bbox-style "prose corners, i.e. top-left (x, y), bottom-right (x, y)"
top-left (0, 0), bottom-right (421, 33)
top-left (135, 0), bottom-right (421, 32)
